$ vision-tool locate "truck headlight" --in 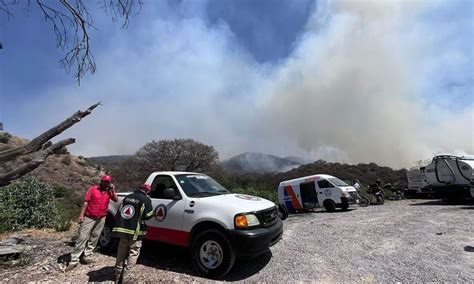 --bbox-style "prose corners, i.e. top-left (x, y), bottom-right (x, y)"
top-left (341, 191), bottom-right (350, 198)
top-left (234, 214), bottom-right (260, 228)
